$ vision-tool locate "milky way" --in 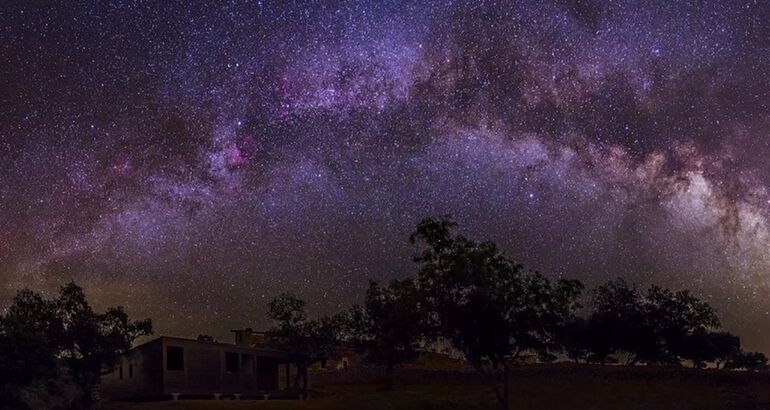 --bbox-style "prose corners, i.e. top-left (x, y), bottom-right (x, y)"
top-left (2, 1), bottom-right (770, 350)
